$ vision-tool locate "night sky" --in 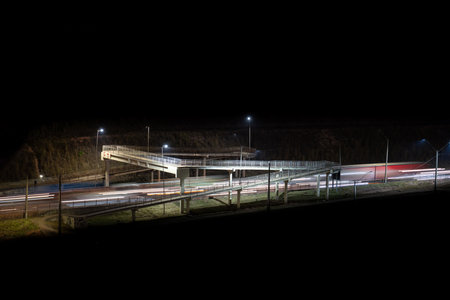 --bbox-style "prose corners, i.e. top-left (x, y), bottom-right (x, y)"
top-left (2, 17), bottom-right (448, 279)
top-left (1, 19), bottom-right (448, 160)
